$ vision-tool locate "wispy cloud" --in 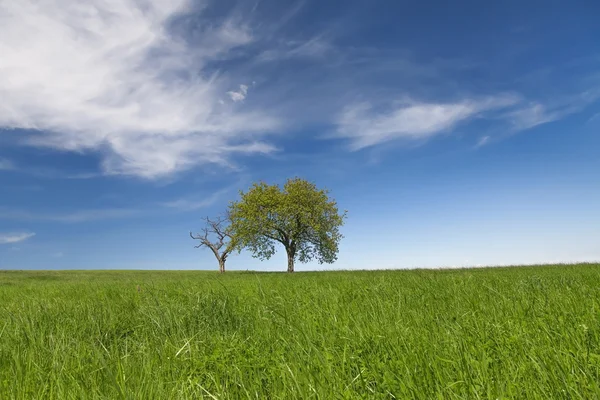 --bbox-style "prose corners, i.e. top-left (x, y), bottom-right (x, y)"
top-left (0, 232), bottom-right (35, 244)
top-left (162, 187), bottom-right (232, 211)
top-left (0, 184), bottom-right (238, 222)
top-left (0, 208), bottom-right (139, 223)
top-left (505, 103), bottom-right (563, 130)
top-left (335, 83), bottom-right (600, 150)
top-left (287, 37), bottom-right (333, 58)
top-left (227, 84), bottom-right (249, 102)
top-left (335, 95), bottom-right (518, 150)
top-left (0, 0), bottom-right (280, 179)
top-left (163, 198), bottom-right (217, 211)
top-left (505, 88), bottom-right (600, 131)
top-left (475, 136), bottom-right (491, 148)
top-left (256, 36), bottom-right (334, 62)
top-left (0, 158), bottom-right (15, 171)
top-left (0, 159), bottom-right (101, 180)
